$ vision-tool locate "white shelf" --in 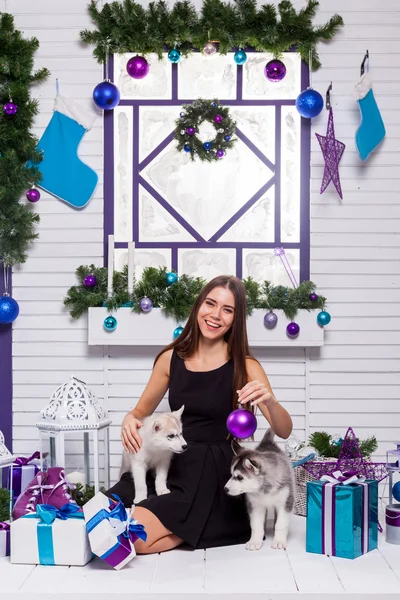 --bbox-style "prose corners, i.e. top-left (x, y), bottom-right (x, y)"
top-left (88, 308), bottom-right (324, 347)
